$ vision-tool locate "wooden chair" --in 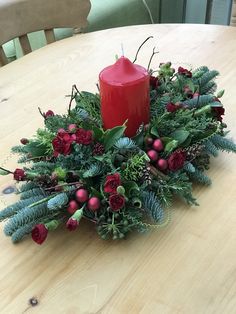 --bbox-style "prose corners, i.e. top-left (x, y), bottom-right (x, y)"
top-left (0, 0), bottom-right (91, 66)
top-left (231, 0), bottom-right (236, 26)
